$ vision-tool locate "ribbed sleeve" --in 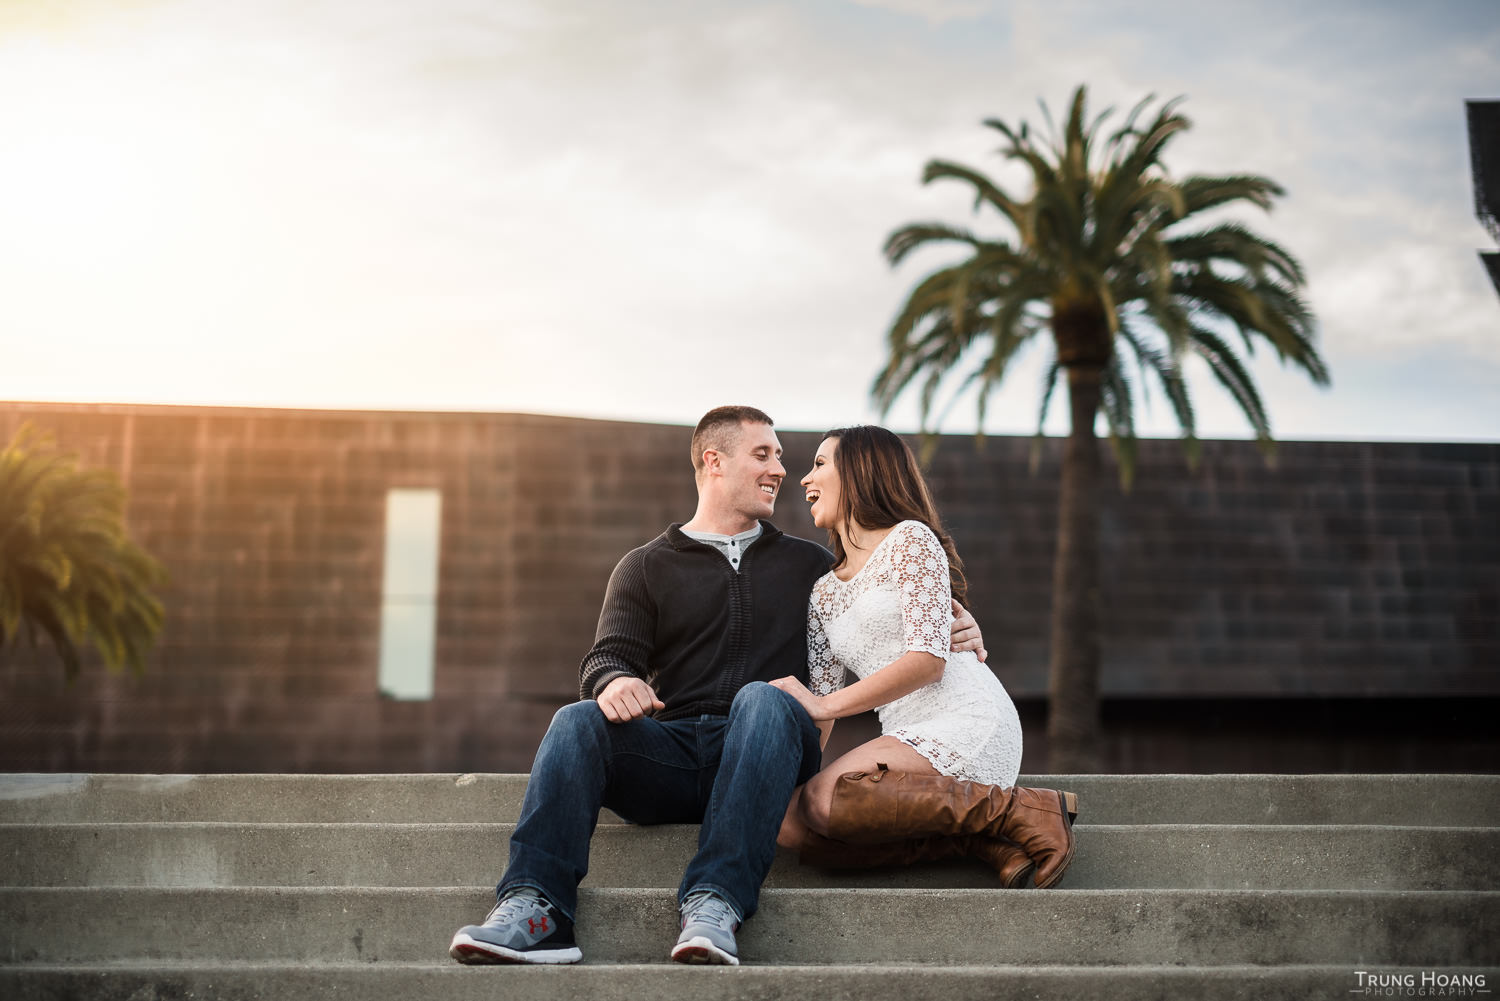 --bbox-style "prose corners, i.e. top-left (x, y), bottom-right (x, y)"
top-left (578, 546), bottom-right (657, 701)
